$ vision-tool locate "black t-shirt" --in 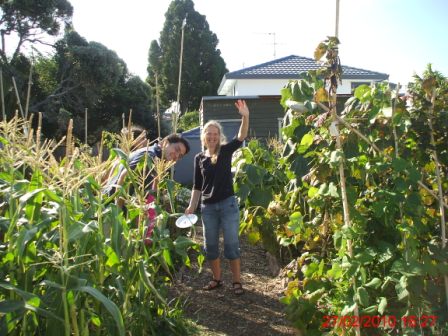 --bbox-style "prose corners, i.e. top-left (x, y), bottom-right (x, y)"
top-left (193, 138), bottom-right (243, 204)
